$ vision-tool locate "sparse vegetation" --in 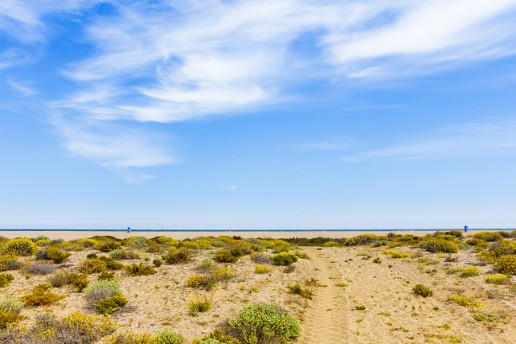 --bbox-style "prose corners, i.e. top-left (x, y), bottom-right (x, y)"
top-left (0, 231), bottom-right (513, 343)
top-left (155, 329), bottom-right (185, 344)
top-left (228, 303), bottom-right (300, 344)
top-left (449, 294), bottom-right (483, 308)
top-left (21, 284), bottom-right (65, 306)
top-left (0, 273), bottom-right (14, 287)
top-left (188, 298), bottom-right (212, 316)
top-left (412, 284), bottom-right (433, 297)
top-left (126, 262), bottom-right (158, 276)
top-left (484, 273), bottom-right (509, 285)
top-left (254, 265), bottom-right (272, 274)
top-left (288, 284), bottom-right (313, 299)
top-left (419, 238), bottom-right (459, 253)
top-left (0, 312), bottom-right (117, 343)
top-left (271, 252), bottom-right (298, 266)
